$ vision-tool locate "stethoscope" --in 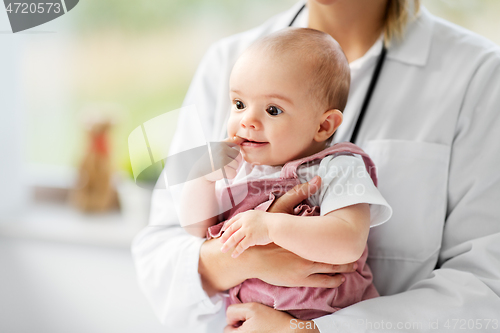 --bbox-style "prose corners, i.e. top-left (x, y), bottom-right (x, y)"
top-left (289, 4), bottom-right (387, 144)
